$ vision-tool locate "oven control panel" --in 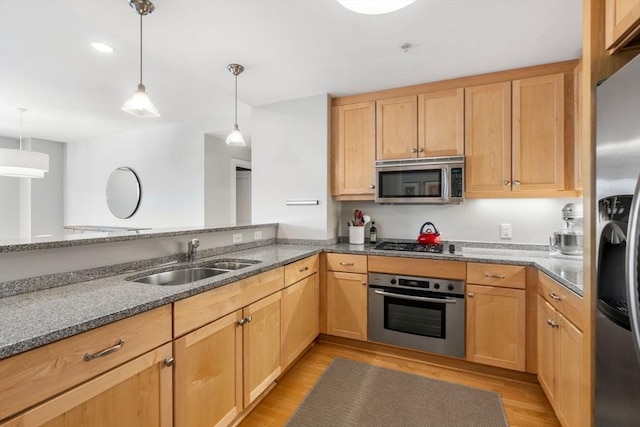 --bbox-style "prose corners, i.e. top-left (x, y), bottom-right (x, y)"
top-left (368, 273), bottom-right (465, 296)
